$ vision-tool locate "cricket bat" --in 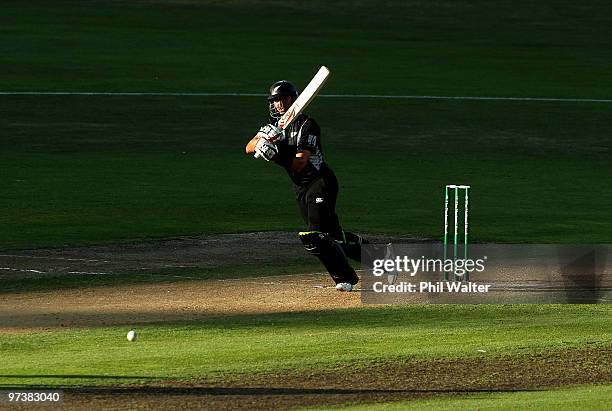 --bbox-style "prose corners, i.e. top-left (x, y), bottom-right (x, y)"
top-left (277, 65), bottom-right (330, 129)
